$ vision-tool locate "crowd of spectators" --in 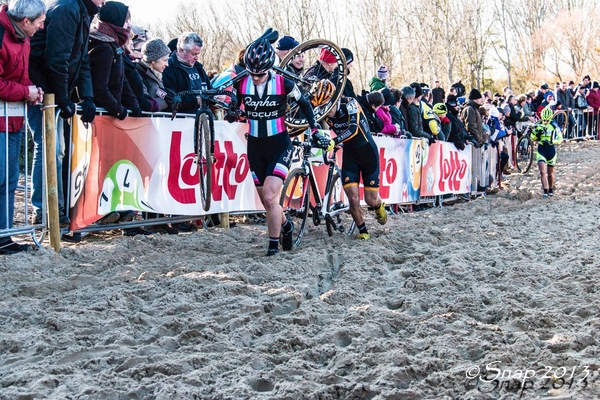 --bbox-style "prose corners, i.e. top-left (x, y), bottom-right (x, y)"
top-left (2, 0), bottom-right (600, 253)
